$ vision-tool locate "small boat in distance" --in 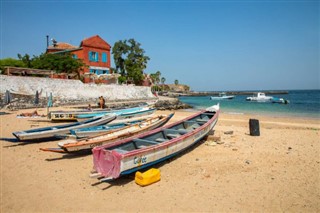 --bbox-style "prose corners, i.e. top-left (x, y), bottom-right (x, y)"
top-left (12, 114), bottom-right (116, 141)
top-left (210, 92), bottom-right (235, 100)
top-left (271, 97), bottom-right (290, 104)
top-left (246, 92), bottom-right (273, 102)
top-left (90, 104), bottom-right (219, 181)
